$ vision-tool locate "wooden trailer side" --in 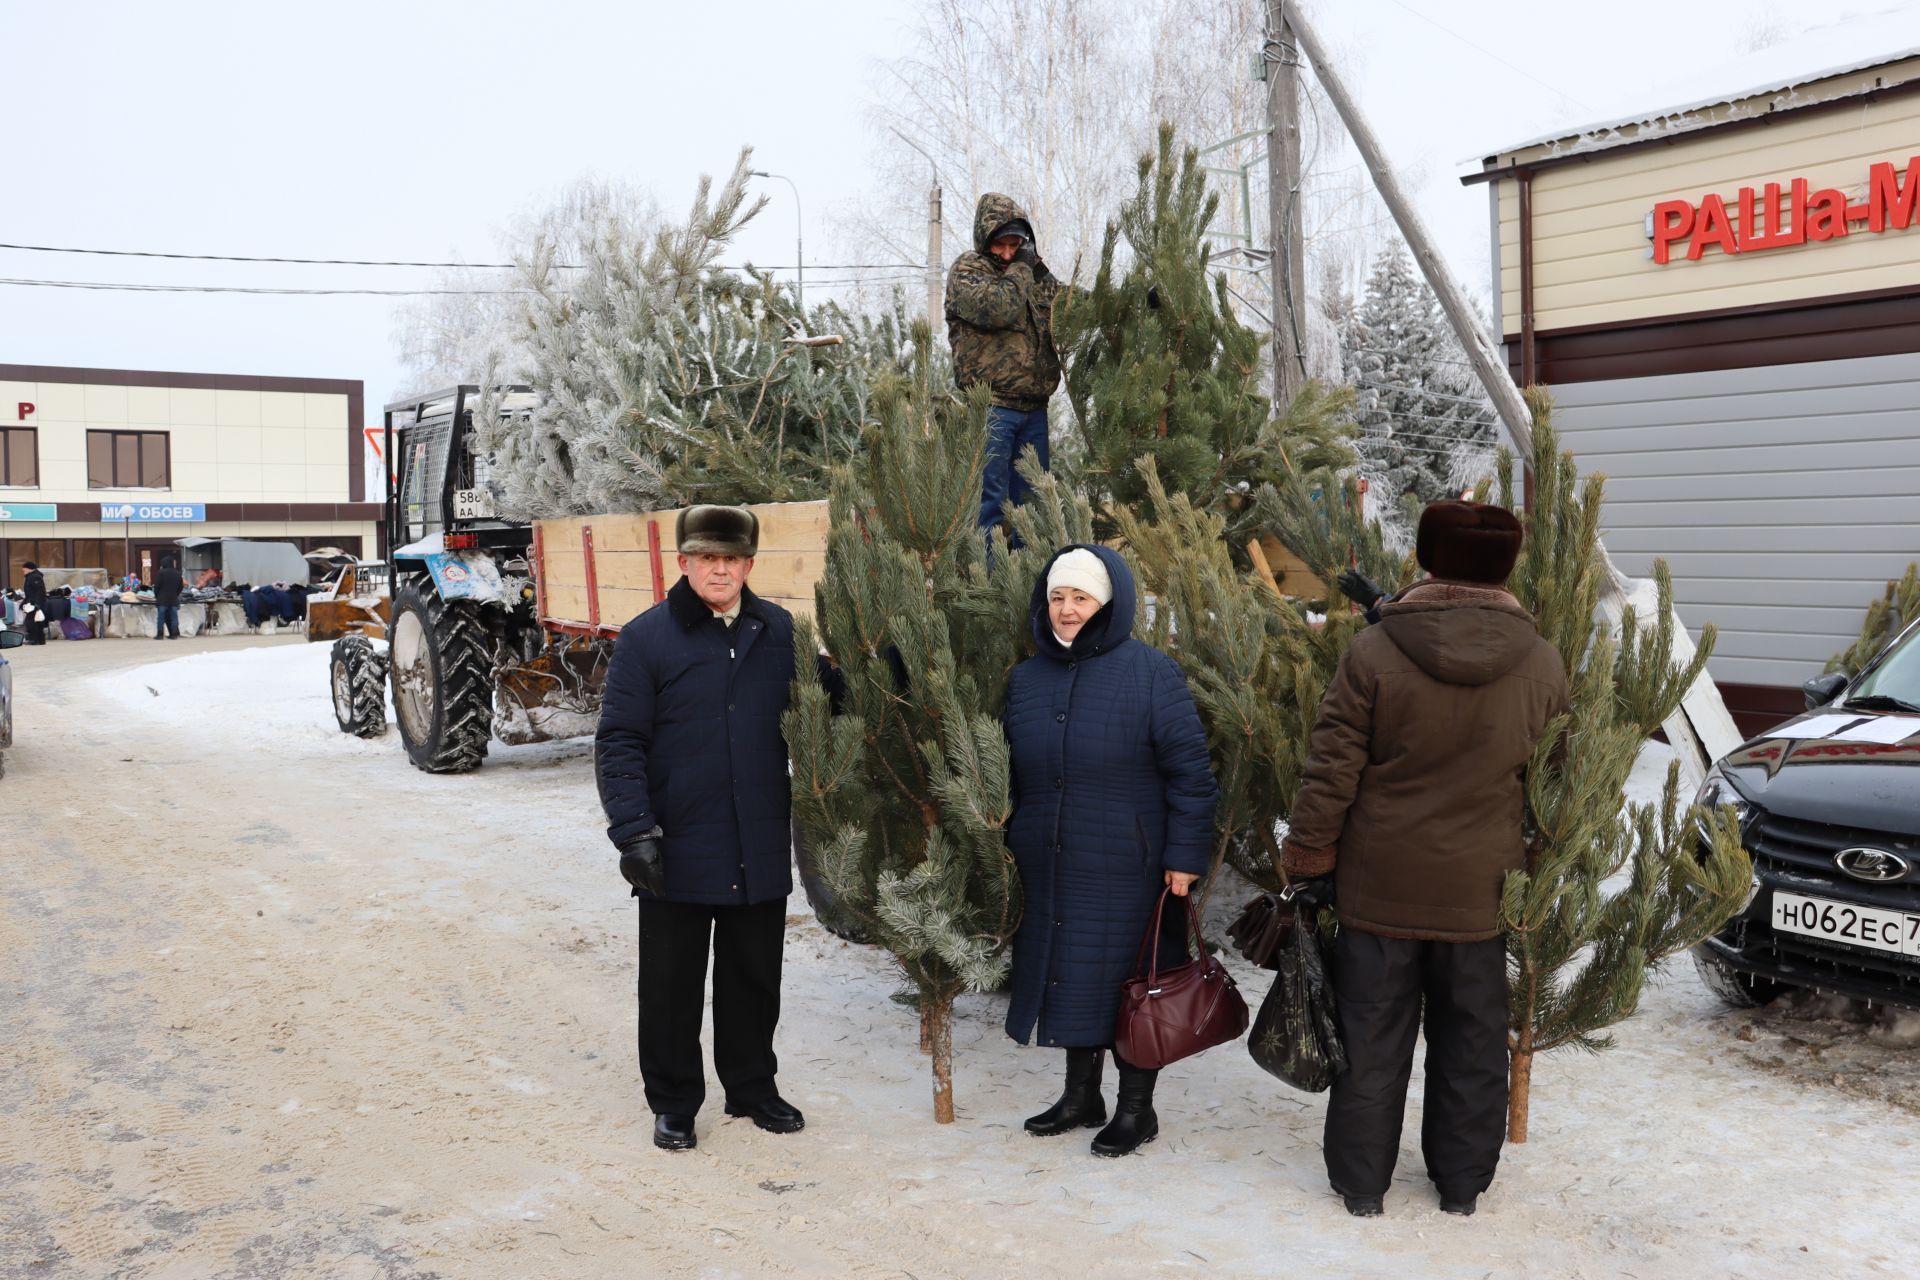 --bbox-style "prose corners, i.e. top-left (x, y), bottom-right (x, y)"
top-left (534, 499), bottom-right (829, 635)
